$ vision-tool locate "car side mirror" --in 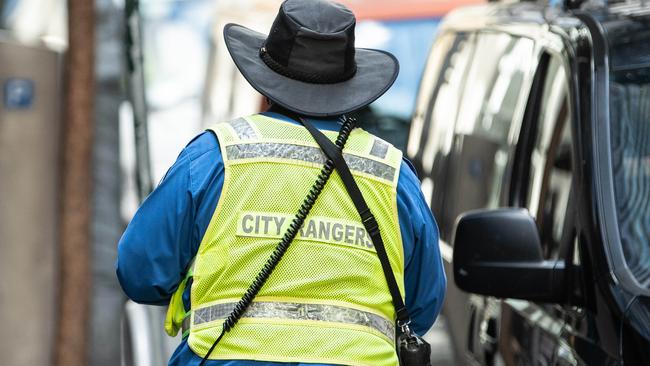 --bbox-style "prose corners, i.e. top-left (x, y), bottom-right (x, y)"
top-left (452, 208), bottom-right (566, 303)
